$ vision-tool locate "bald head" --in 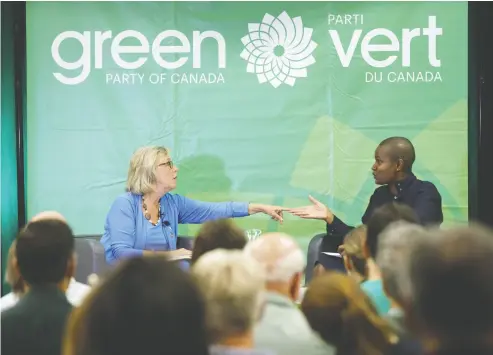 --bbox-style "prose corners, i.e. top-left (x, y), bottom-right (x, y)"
top-left (243, 232), bottom-right (305, 283)
top-left (30, 211), bottom-right (67, 223)
top-left (379, 137), bottom-right (416, 173)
